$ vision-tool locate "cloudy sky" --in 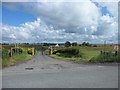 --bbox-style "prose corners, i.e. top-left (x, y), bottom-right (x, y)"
top-left (1, 0), bottom-right (119, 44)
